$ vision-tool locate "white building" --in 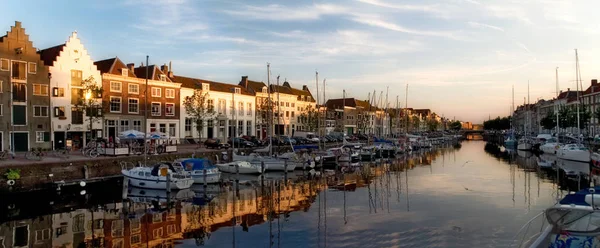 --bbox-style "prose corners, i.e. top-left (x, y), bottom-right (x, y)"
top-left (174, 75), bottom-right (255, 142)
top-left (238, 76), bottom-right (315, 138)
top-left (39, 32), bottom-right (102, 150)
